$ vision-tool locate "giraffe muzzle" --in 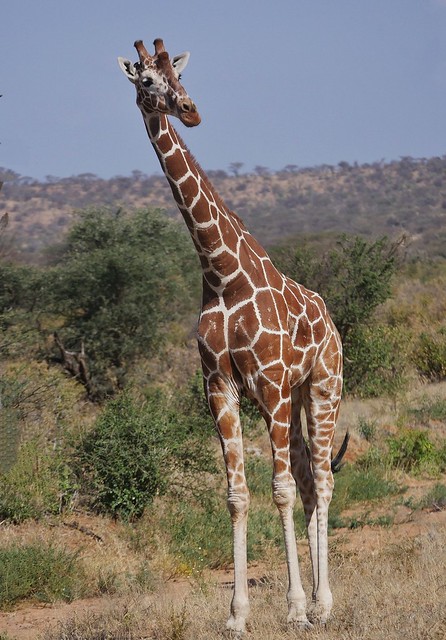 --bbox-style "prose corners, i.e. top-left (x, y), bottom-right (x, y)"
top-left (178, 99), bottom-right (201, 127)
